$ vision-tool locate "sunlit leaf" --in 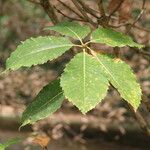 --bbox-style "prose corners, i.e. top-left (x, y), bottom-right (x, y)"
top-left (6, 36), bottom-right (73, 71)
top-left (45, 21), bottom-right (90, 40)
top-left (61, 52), bottom-right (109, 114)
top-left (91, 28), bottom-right (144, 49)
top-left (96, 54), bottom-right (142, 109)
